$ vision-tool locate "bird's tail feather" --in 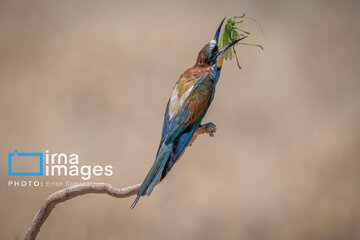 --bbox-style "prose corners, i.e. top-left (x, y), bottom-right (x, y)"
top-left (130, 142), bottom-right (173, 209)
top-left (145, 155), bottom-right (169, 196)
top-left (130, 194), bottom-right (141, 209)
top-left (161, 128), bottom-right (196, 180)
